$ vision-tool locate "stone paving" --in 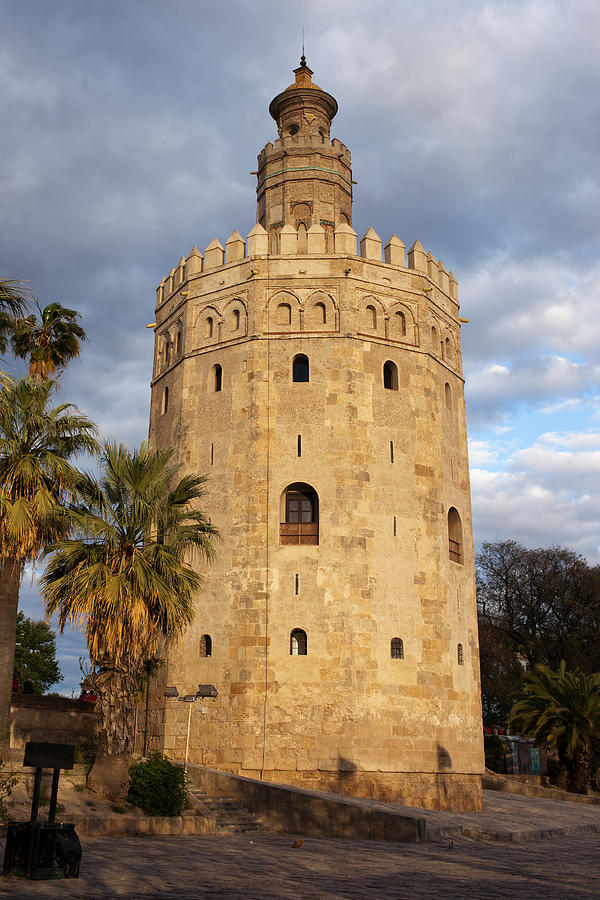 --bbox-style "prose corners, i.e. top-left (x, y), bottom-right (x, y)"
top-left (0, 790), bottom-right (599, 899)
top-left (1, 831), bottom-right (600, 899)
